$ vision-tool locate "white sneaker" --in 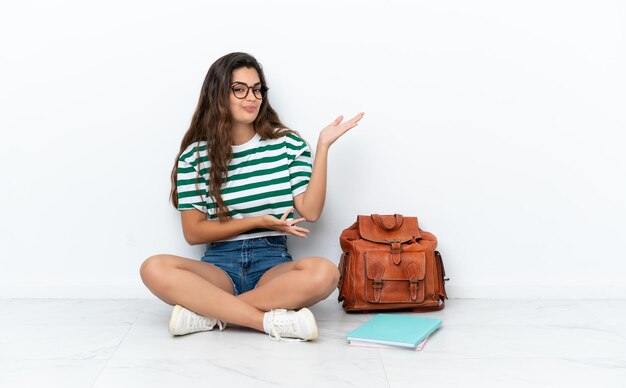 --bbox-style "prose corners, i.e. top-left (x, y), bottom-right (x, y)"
top-left (168, 305), bottom-right (226, 336)
top-left (263, 308), bottom-right (319, 342)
